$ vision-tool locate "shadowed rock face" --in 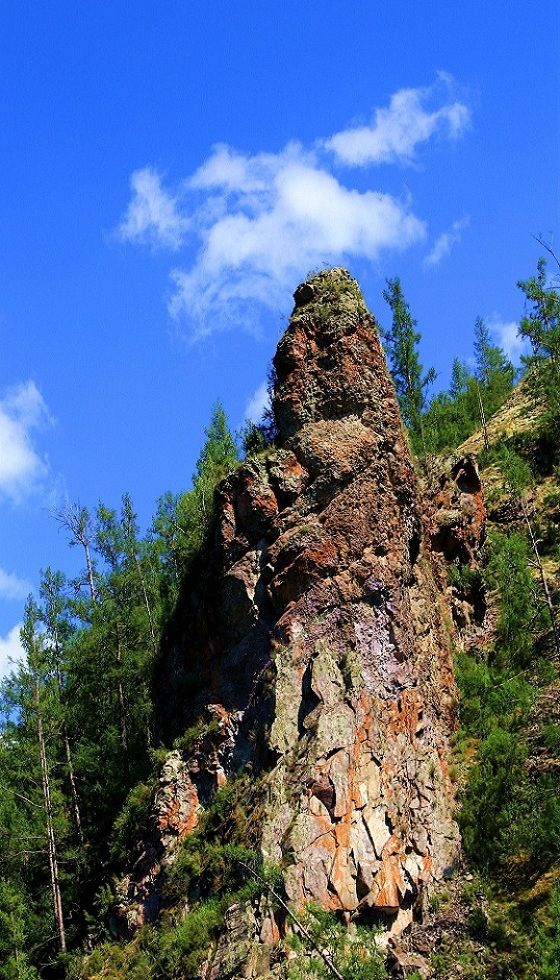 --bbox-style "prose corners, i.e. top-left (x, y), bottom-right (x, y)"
top-left (150, 269), bottom-right (462, 938)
